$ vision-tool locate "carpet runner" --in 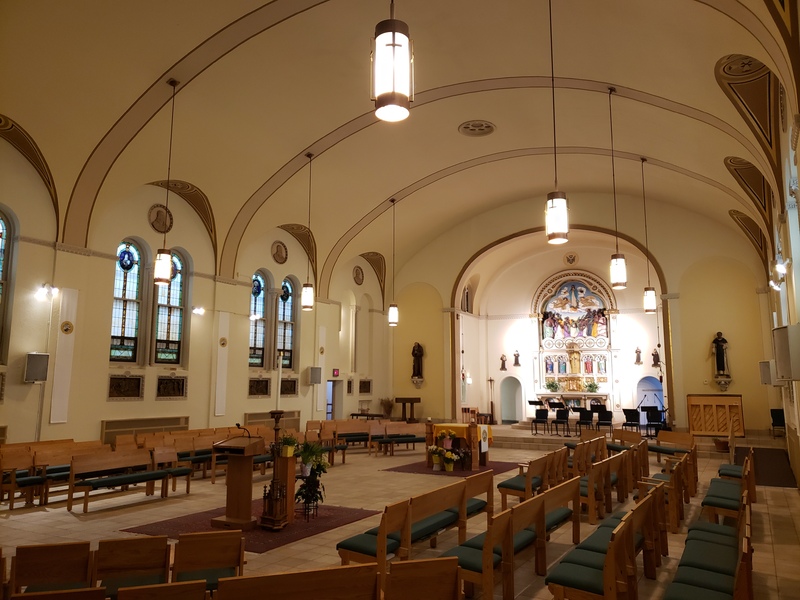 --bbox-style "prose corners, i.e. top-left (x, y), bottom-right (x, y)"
top-left (123, 500), bottom-right (378, 554)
